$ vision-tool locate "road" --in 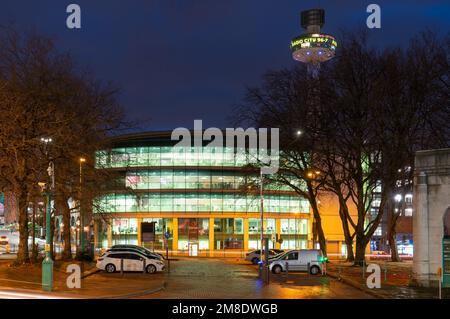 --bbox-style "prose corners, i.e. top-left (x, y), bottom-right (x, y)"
top-left (0, 229), bottom-right (45, 254)
top-left (139, 258), bottom-right (373, 299)
top-left (0, 257), bottom-right (373, 299)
